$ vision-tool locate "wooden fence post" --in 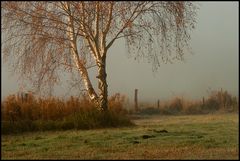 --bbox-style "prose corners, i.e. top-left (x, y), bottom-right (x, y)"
top-left (134, 89), bottom-right (138, 111)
